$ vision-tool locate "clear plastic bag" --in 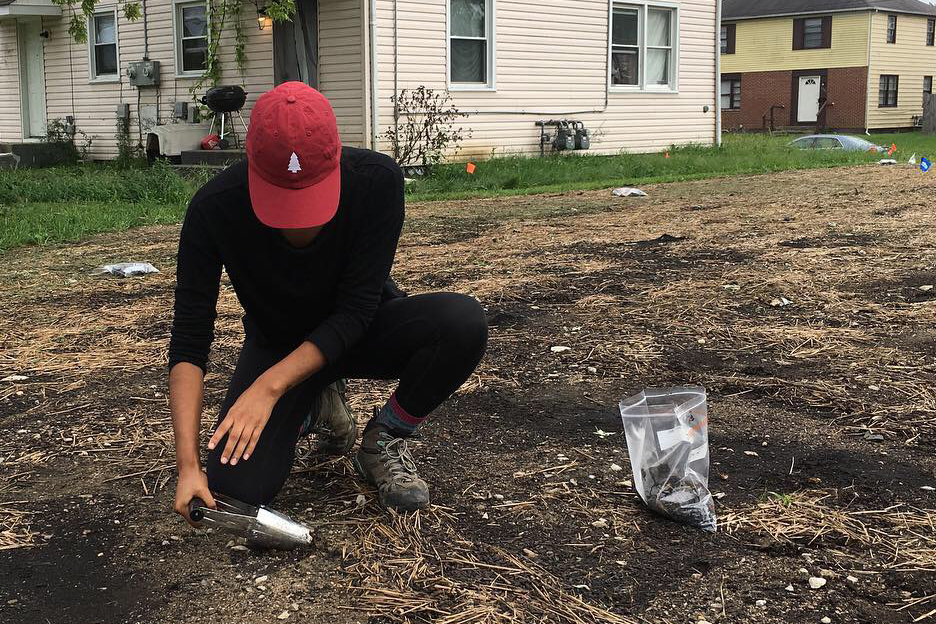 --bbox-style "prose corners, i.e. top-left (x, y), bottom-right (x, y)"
top-left (611, 187), bottom-right (648, 197)
top-left (619, 387), bottom-right (717, 532)
top-left (93, 262), bottom-right (160, 277)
